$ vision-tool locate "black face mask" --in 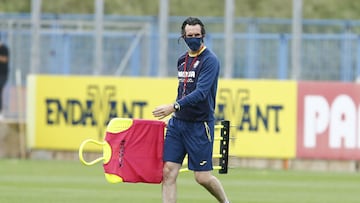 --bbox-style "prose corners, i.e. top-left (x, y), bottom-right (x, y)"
top-left (184, 37), bottom-right (202, 51)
